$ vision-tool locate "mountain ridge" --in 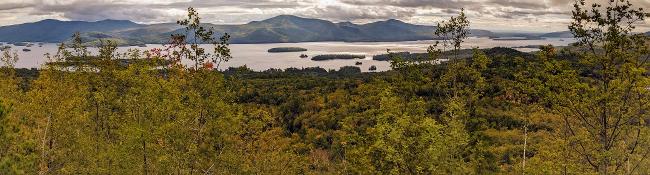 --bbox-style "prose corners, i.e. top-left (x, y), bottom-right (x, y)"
top-left (0, 19), bottom-right (143, 42)
top-left (0, 15), bottom-right (575, 45)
